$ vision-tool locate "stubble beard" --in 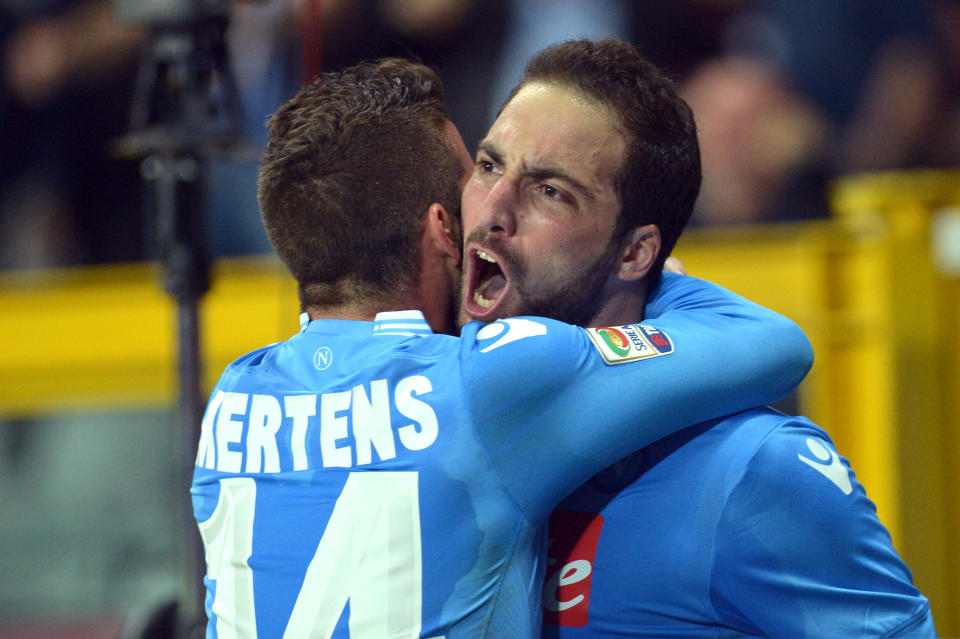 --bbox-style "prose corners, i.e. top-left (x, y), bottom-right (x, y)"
top-left (511, 240), bottom-right (620, 326)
